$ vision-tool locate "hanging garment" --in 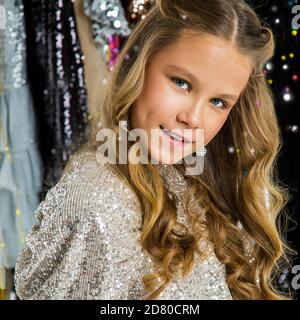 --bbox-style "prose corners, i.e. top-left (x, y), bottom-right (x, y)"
top-left (83, 0), bottom-right (131, 48)
top-left (83, 0), bottom-right (132, 68)
top-left (0, 0), bottom-right (43, 269)
top-left (23, 0), bottom-right (89, 191)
